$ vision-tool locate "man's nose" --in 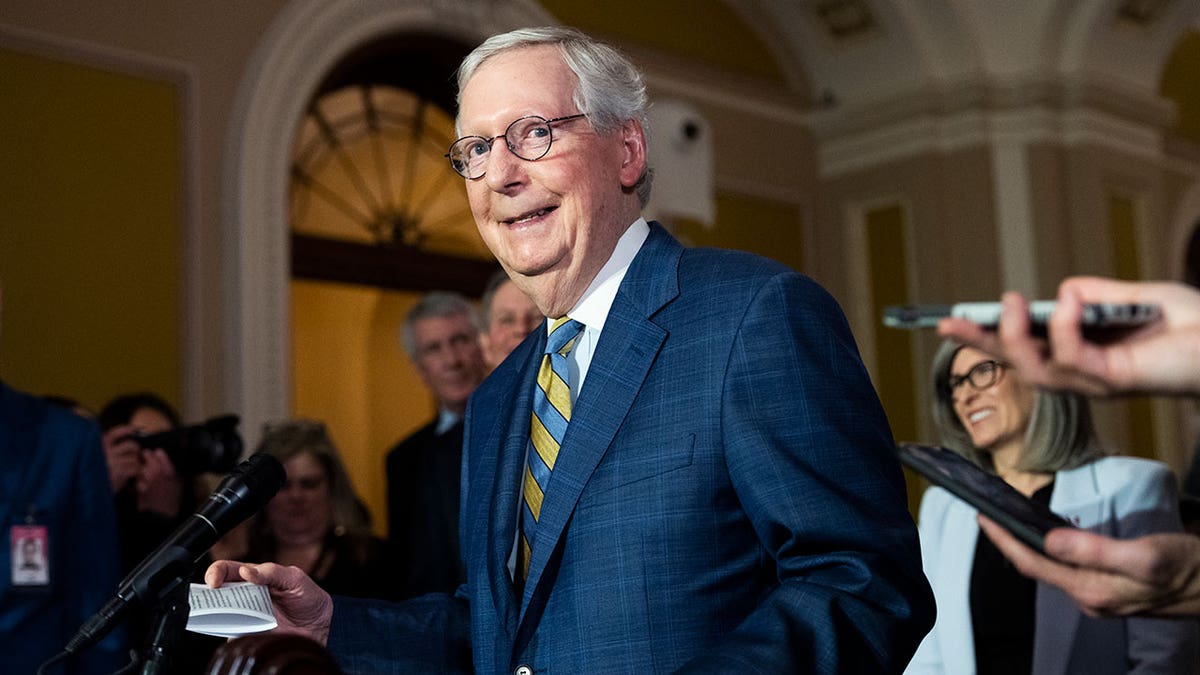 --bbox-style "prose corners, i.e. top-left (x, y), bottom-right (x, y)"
top-left (484, 141), bottom-right (525, 191)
